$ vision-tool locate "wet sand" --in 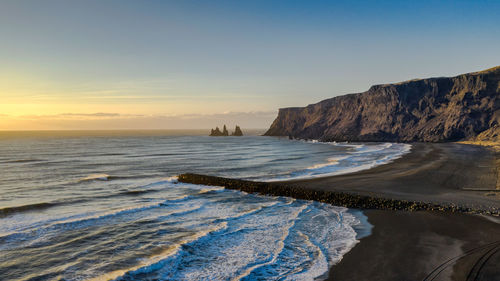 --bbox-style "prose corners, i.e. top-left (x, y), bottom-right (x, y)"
top-left (329, 210), bottom-right (500, 281)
